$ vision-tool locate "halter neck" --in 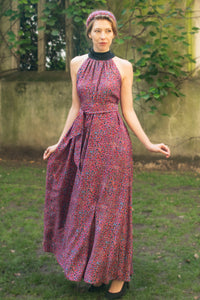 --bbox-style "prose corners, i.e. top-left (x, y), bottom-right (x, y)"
top-left (88, 48), bottom-right (115, 61)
